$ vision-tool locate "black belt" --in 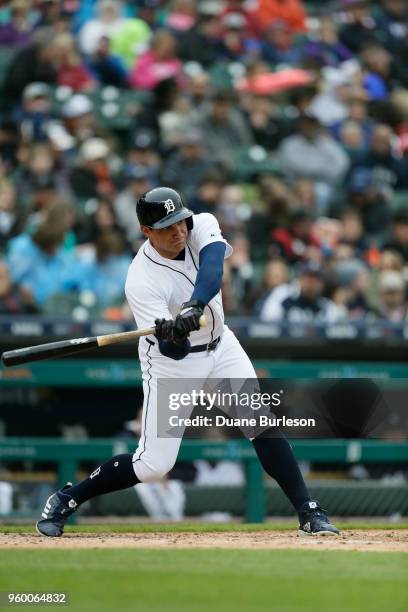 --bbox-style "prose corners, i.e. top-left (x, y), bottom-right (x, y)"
top-left (190, 337), bottom-right (221, 353)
